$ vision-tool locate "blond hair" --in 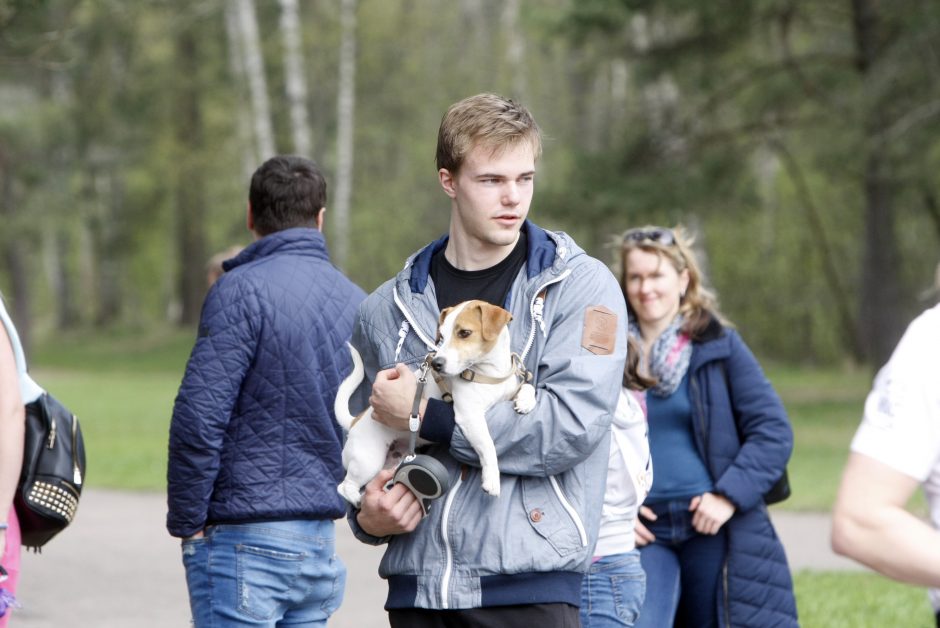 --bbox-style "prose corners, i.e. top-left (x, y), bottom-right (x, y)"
top-left (619, 224), bottom-right (728, 336)
top-left (436, 93), bottom-right (542, 174)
